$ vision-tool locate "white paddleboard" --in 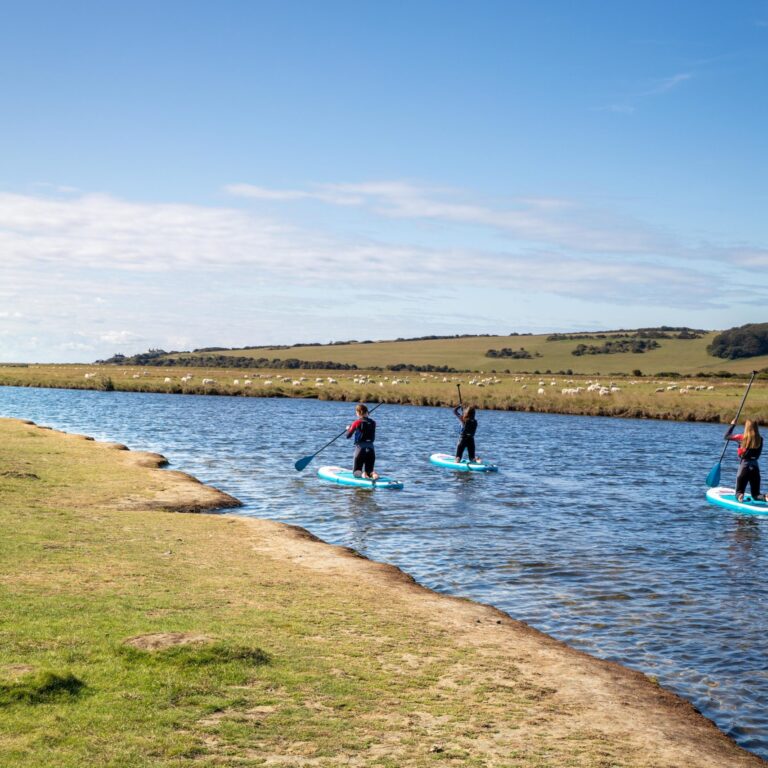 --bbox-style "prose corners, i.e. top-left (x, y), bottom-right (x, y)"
top-left (429, 453), bottom-right (498, 472)
top-left (706, 486), bottom-right (768, 514)
top-left (317, 465), bottom-right (404, 490)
